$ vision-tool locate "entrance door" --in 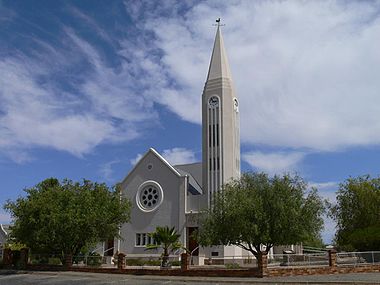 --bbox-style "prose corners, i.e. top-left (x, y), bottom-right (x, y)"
top-left (104, 239), bottom-right (114, 256)
top-left (187, 227), bottom-right (199, 256)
